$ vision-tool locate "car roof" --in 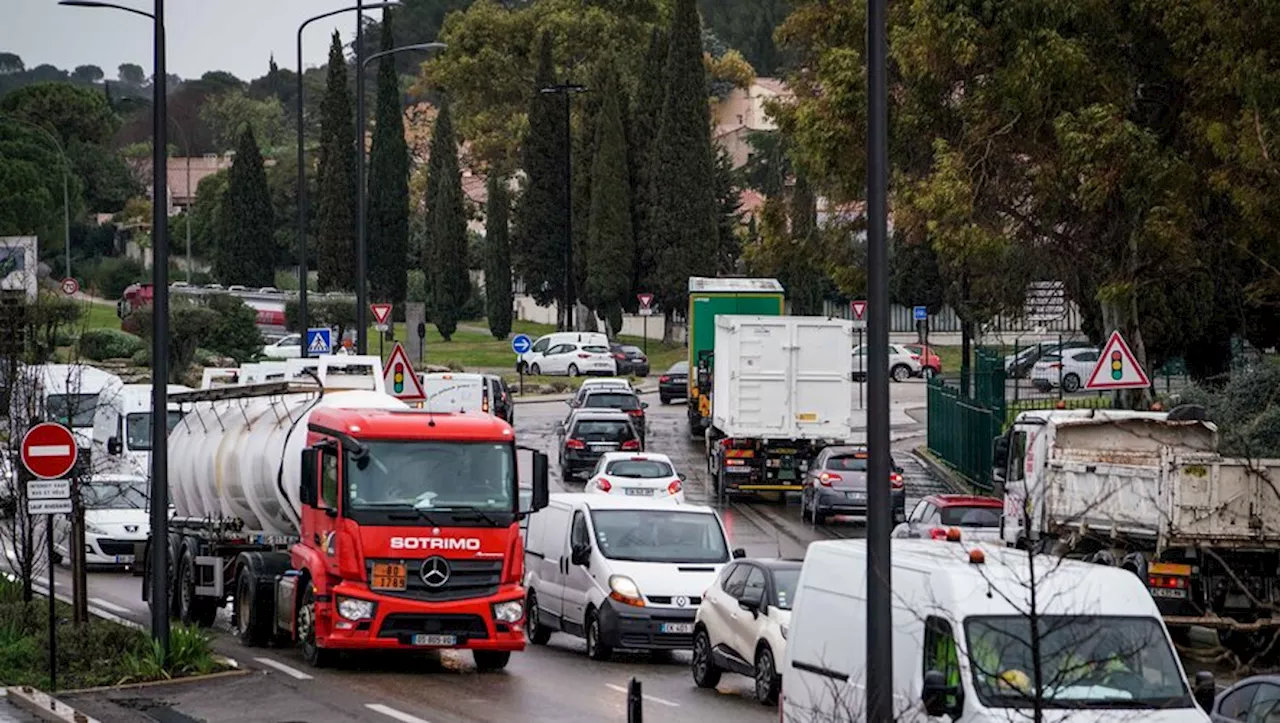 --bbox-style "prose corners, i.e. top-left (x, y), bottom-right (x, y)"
top-left (599, 451), bottom-right (672, 463)
top-left (735, 558), bottom-right (803, 571)
top-left (582, 378), bottom-right (631, 386)
top-left (549, 492), bottom-right (715, 515)
top-left (927, 494), bottom-right (1002, 508)
top-left (569, 409), bottom-right (632, 420)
